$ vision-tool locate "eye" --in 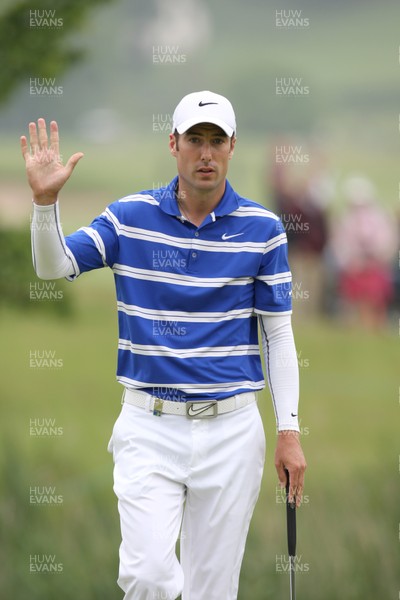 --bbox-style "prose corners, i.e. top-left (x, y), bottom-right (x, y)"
top-left (188, 136), bottom-right (200, 143)
top-left (212, 138), bottom-right (225, 145)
